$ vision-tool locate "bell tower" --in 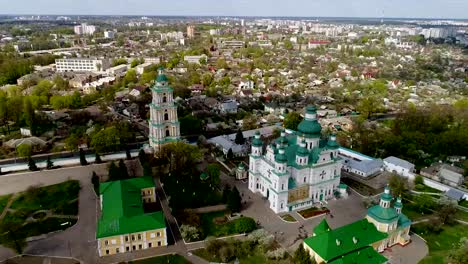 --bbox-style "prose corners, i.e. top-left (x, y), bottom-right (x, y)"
top-left (149, 67), bottom-right (180, 152)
